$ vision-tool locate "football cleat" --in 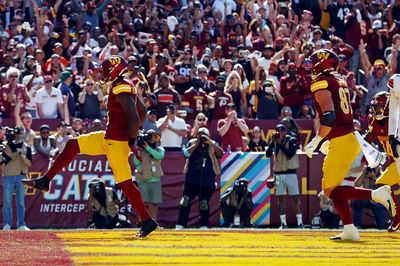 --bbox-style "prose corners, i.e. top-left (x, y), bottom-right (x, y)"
top-left (134, 218), bottom-right (158, 238)
top-left (330, 224), bottom-right (360, 241)
top-left (371, 185), bottom-right (396, 217)
top-left (21, 176), bottom-right (50, 192)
